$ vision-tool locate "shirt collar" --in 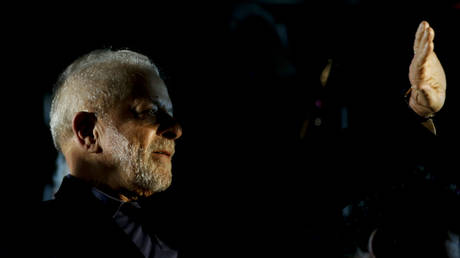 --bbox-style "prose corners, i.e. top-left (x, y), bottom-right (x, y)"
top-left (91, 187), bottom-right (142, 217)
